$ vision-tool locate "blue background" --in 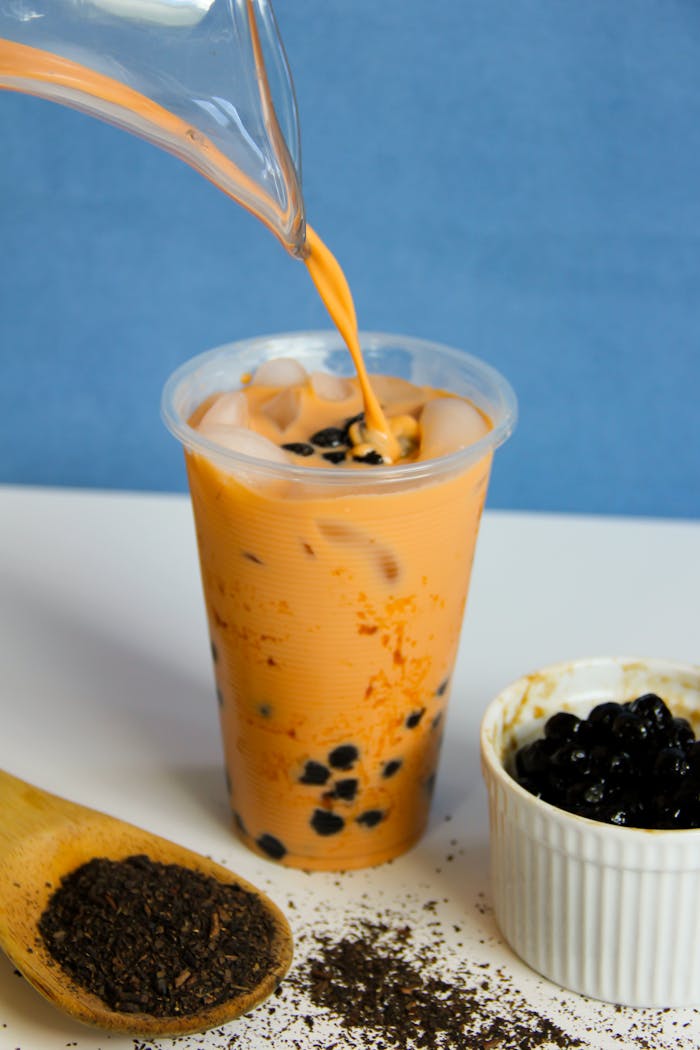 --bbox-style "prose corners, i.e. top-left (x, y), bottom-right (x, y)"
top-left (1, 0), bottom-right (699, 518)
